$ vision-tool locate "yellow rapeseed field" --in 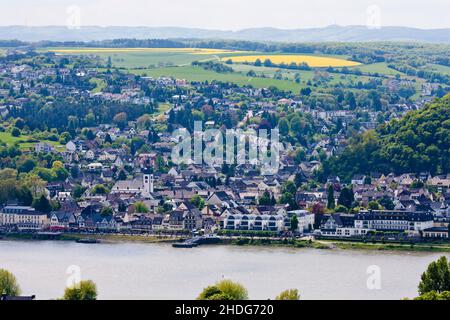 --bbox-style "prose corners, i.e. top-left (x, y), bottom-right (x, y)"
top-left (50, 48), bottom-right (243, 55)
top-left (223, 55), bottom-right (361, 67)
